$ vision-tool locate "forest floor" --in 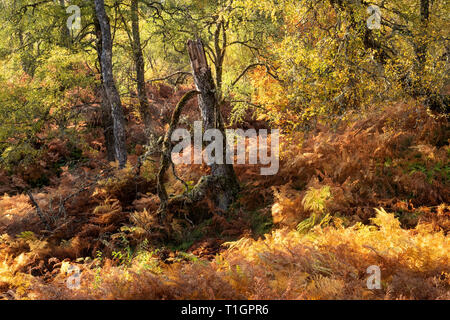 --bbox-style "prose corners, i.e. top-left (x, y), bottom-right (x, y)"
top-left (0, 85), bottom-right (449, 299)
